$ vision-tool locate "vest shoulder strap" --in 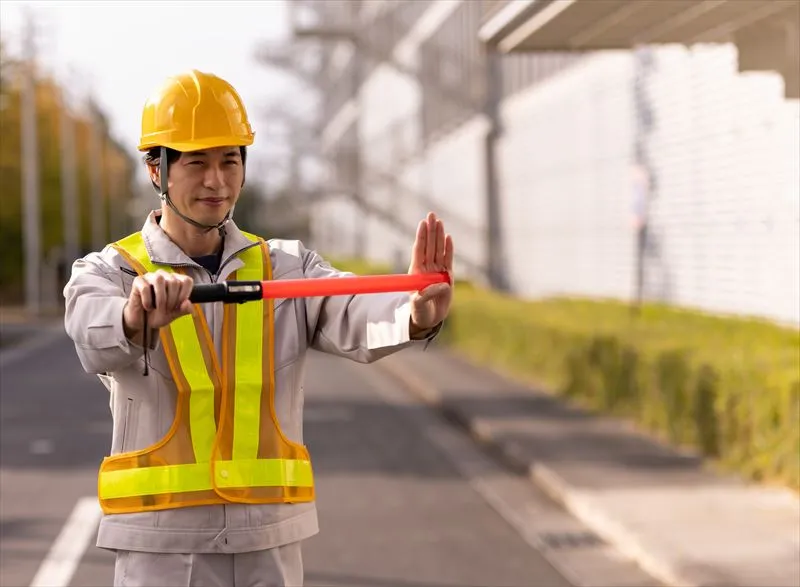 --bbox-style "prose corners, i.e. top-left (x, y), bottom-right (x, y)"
top-left (240, 230), bottom-right (265, 245)
top-left (112, 231), bottom-right (152, 275)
